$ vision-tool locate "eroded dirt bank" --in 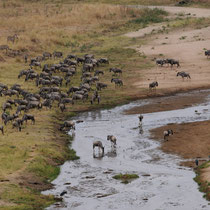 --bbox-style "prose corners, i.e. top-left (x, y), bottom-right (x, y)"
top-left (124, 90), bottom-right (210, 114)
top-left (150, 120), bottom-right (210, 199)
